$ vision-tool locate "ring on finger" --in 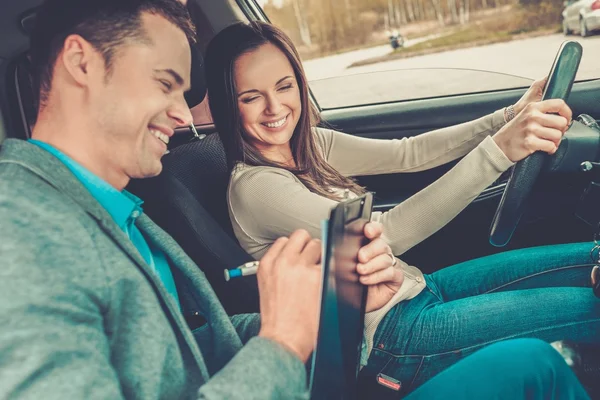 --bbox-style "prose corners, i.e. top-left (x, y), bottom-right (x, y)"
top-left (387, 250), bottom-right (397, 267)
